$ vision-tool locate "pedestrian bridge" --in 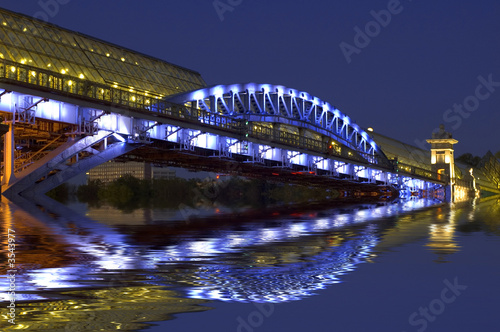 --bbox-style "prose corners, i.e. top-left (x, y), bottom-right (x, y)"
top-left (0, 7), bottom-right (446, 199)
top-left (0, 67), bottom-right (445, 198)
